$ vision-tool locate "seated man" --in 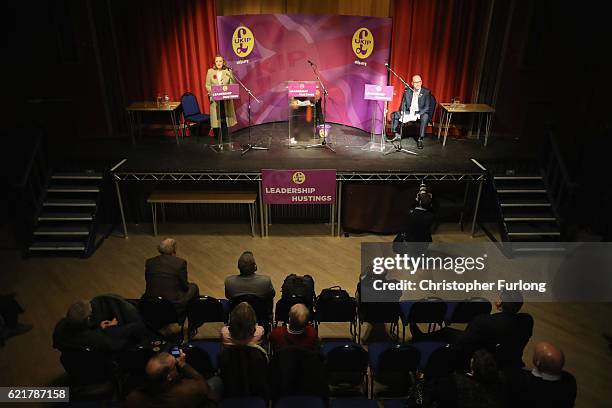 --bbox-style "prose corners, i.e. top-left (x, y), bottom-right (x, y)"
top-left (224, 251), bottom-right (275, 302)
top-left (269, 303), bottom-right (319, 351)
top-left (411, 290), bottom-right (533, 368)
top-left (125, 350), bottom-right (221, 408)
top-left (503, 341), bottom-right (577, 408)
top-left (143, 238), bottom-right (199, 315)
top-left (390, 74), bottom-right (433, 149)
top-left (53, 295), bottom-right (148, 352)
